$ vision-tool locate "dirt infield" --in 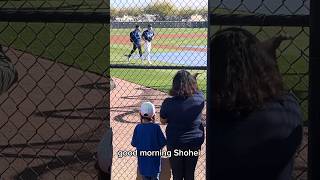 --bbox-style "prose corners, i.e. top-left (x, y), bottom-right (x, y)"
top-left (110, 77), bottom-right (206, 180)
top-left (111, 34), bottom-right (207, 52)
top-left (0, 48), bottom-right (109, 180)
